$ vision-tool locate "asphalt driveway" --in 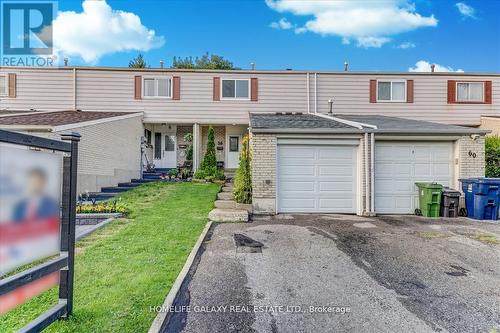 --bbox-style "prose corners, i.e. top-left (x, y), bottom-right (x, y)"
top-left (164, 215), bottom-right (500, 333)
